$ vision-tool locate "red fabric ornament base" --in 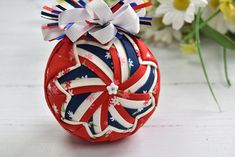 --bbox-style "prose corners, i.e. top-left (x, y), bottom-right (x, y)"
top-left (44, 34), bottom-right (160, 142)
